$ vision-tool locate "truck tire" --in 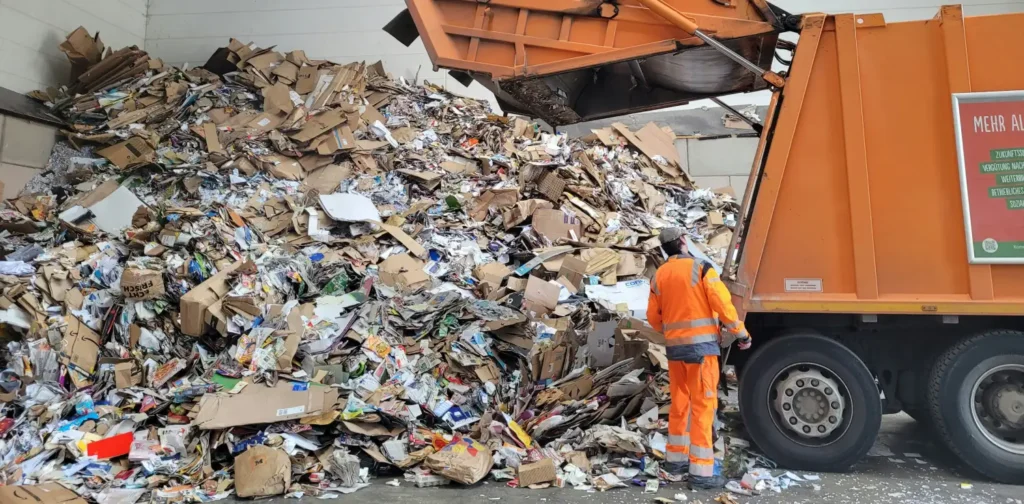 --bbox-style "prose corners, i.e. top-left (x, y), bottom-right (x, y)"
top-left (739, 333), bottom-right (881, 471)
top-left (928, 330), bottom-right (1024, 483)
